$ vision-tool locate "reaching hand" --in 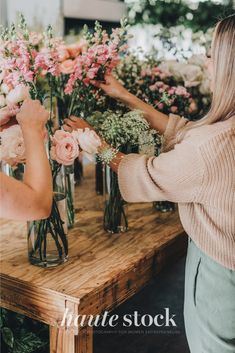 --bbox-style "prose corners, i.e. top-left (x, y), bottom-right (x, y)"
top-left (92, 74), bottom-right (128, 100)
top-left (63, 116), bottom-right (93, 132)
top-left (16, 99), bottom-right (49, 134)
